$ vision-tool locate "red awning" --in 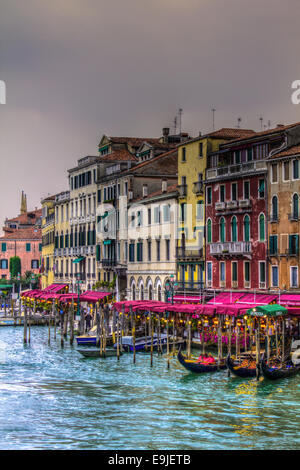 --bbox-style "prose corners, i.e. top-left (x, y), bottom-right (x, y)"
top-left (279, 294), bottom-right (300, 306)
top-left (207, 292), bottom-right (243, 305)
top-left (236, 294), bottom-right (278, 305)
